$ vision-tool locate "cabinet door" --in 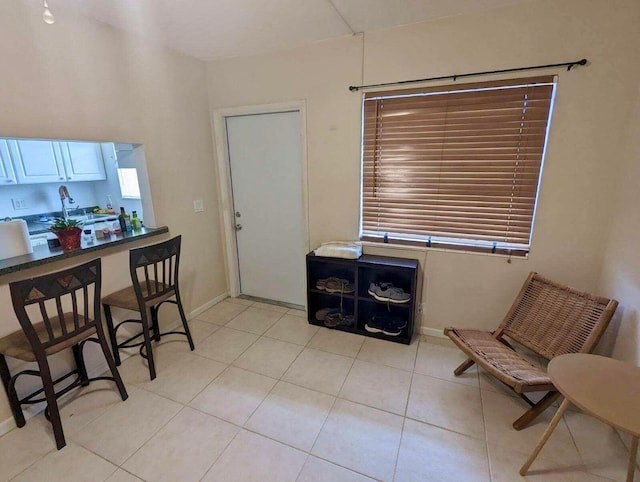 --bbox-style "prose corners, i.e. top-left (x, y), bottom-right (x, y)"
top-left (60, 142), bottom-right (106, 181)
top-left (9, 139), bottom-right (66, 184)
top-left (0, 140), bottom-right (17, 185)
